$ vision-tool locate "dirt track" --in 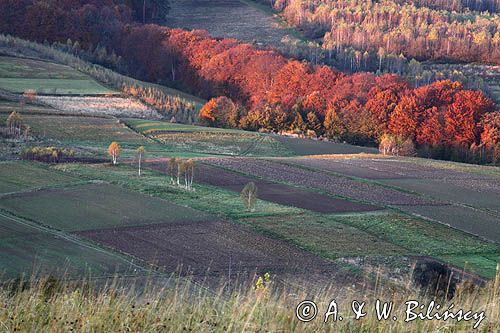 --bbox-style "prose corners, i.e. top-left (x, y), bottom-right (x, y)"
top-left (77, 220), bottom-right (355, 285)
